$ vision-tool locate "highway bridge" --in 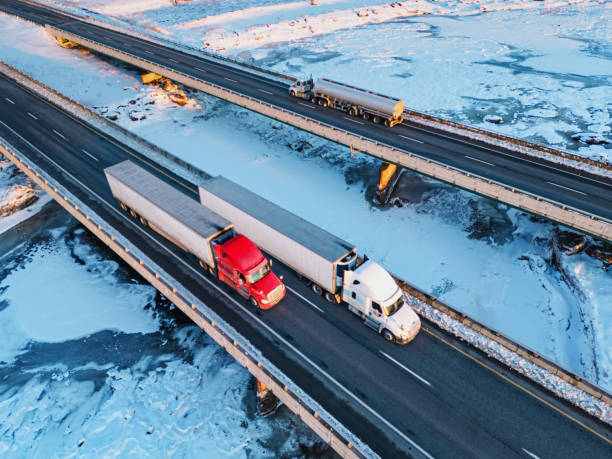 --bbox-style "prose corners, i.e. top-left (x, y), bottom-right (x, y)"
top-left (1, 0), bottom-right (611, 242)
top-left (1, 59), bottom-right (611, 457)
